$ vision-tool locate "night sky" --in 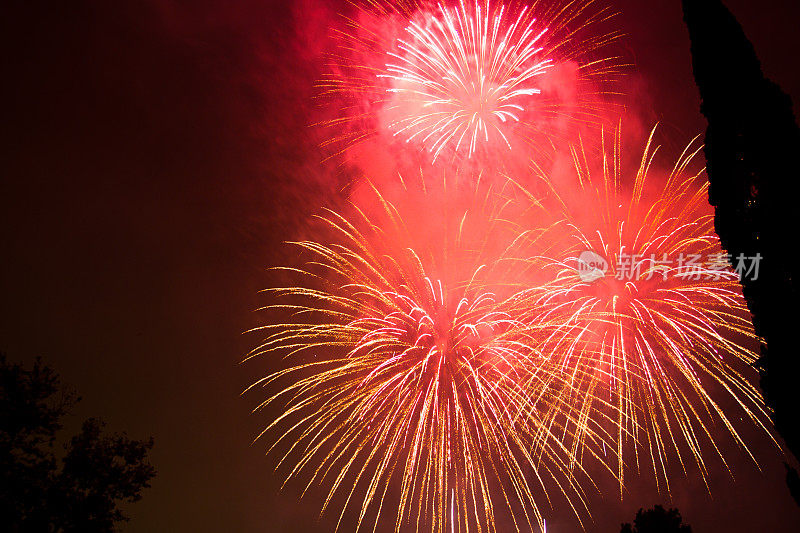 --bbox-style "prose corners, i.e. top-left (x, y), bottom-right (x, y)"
top-left (3, 0), bottom-right (800, 531)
